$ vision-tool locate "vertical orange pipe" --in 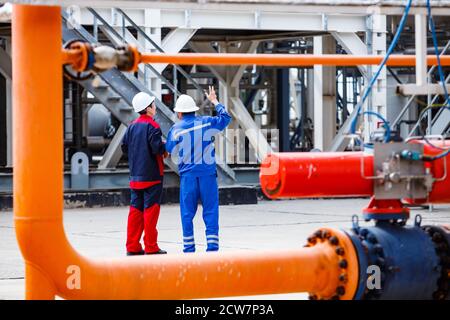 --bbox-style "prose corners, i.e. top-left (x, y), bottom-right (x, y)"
top-left (12, 5), bottom-right (62, 299)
